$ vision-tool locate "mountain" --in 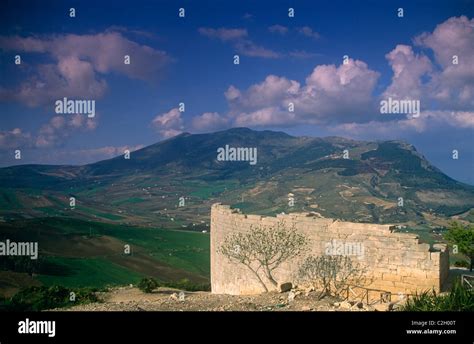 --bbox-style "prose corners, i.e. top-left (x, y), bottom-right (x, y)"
top-left (1, 127), bottom-right (473, 227)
